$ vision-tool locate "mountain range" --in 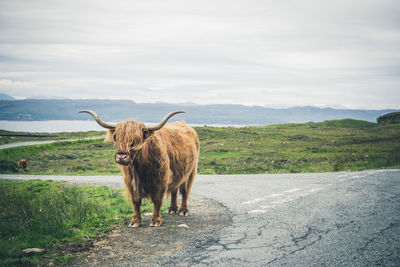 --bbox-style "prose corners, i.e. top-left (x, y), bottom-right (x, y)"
top-left (0, 99), bottom-right (397, 125)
